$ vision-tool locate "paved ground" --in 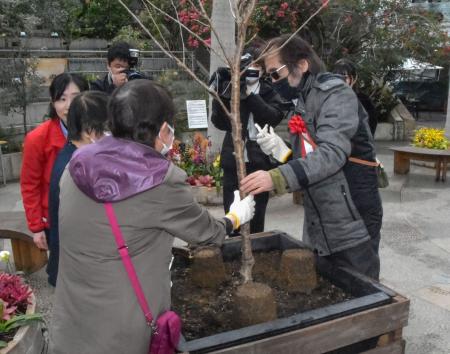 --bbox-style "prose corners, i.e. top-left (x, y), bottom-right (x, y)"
top-left (1, 139), bottom-right (450, 353)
